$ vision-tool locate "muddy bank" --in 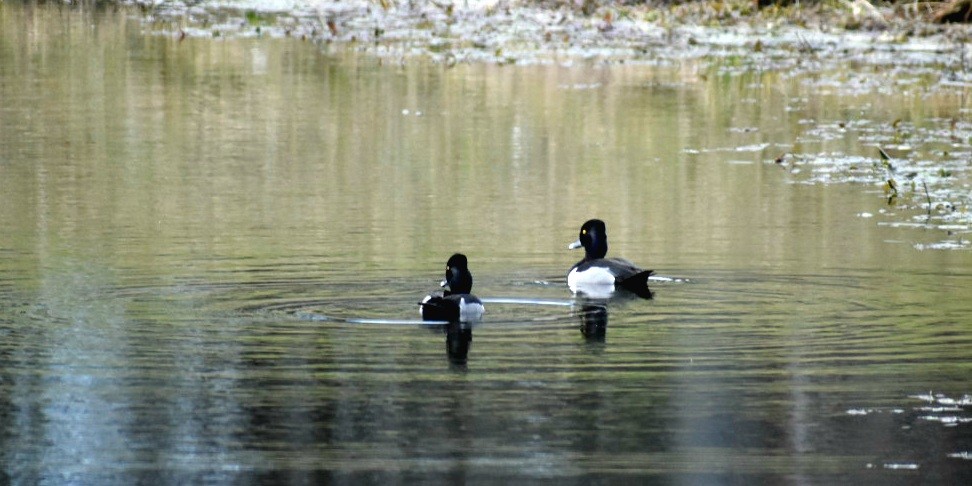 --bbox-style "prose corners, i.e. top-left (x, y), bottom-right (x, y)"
top-left (125, 1), bottom-right (972, 67)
